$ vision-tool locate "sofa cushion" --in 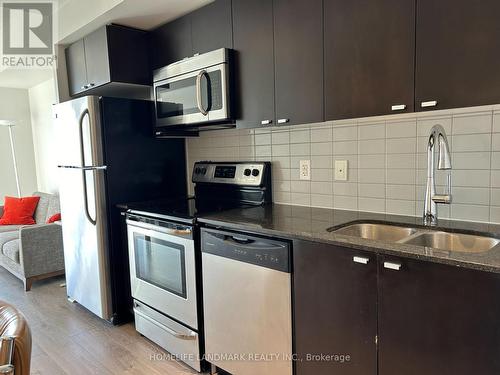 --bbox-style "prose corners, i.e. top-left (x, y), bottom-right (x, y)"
top-left (0, 225), bottom-right (21, 233)
top-left (0, 231), bottom-right (18, 249)
top-left (0, 196), bottom-right (40, 225)
top-left (32, 192), bottom-right (51, 224)
top-left (2, 239), bottom-right (19, 263)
